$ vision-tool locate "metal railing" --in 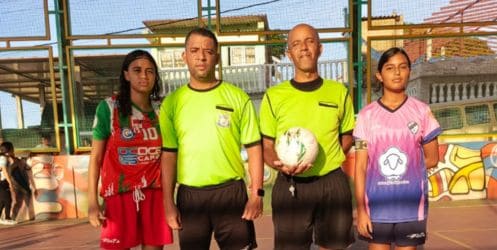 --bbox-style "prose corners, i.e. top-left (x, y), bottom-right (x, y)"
top-left (430, 81), bottom-right (497, 104)
top-left (160, 59), bottom-right (348, 95)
